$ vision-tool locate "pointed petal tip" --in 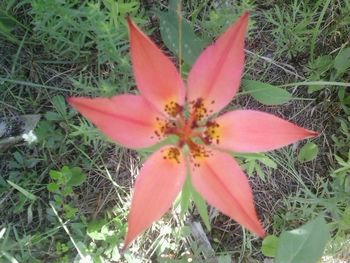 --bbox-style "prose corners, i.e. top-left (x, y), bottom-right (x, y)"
top-left (123, 229), bottom-right (135, 251)
top-left (247, 218), bottom-right (266, 238)
top-left (66, 96), bottom-right (74, 104)
top-left (308, 129), bottom-right (319, 137)
top-left (126, 16), bottom-right (133, 27)
top-left (67, 96), bottom-right (95, 109)
top-left (303, 128), bottom-right (319, 140)
top-left (247, 219), bottom-right (265, 238)
top-left (240, 11), bottom-right (249, 31)
top-left (126, 16), bottom-right (138, 35)
top-left (122, 237), bottom-right (131, 252)
top-left (189, 148), bottom-right (266, 239)
top-left (127, 15), bottom-right (185, 114)
top-left (123, 146), bottom-right (186, 251)
top-left (236, 11), bottom-right (249, 28)
top-left (257, 226), bottom-right (266, 238)
top-left (212, 110), bottom-right (320, 153)
top-left (67, 96), bottom-right (83, 106)
top-left (242, 11), bottom-right (249, 20)
top-left (126, 16), bottom-right (140, 34)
